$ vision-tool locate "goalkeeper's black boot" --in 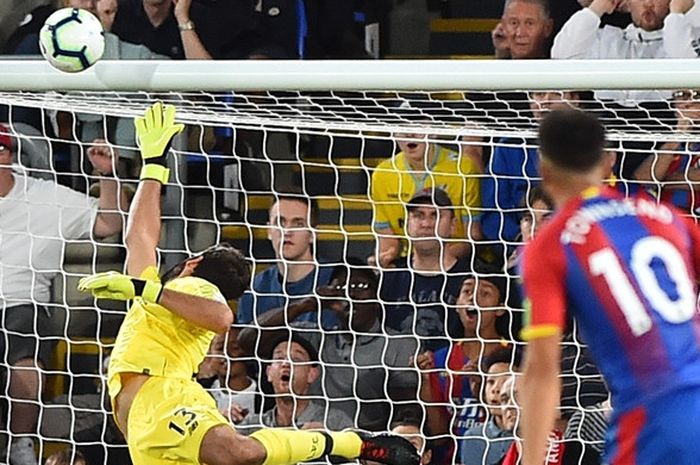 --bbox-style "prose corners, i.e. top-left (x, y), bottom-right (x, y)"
top-left (357, 433), bottom-right (420, 465)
